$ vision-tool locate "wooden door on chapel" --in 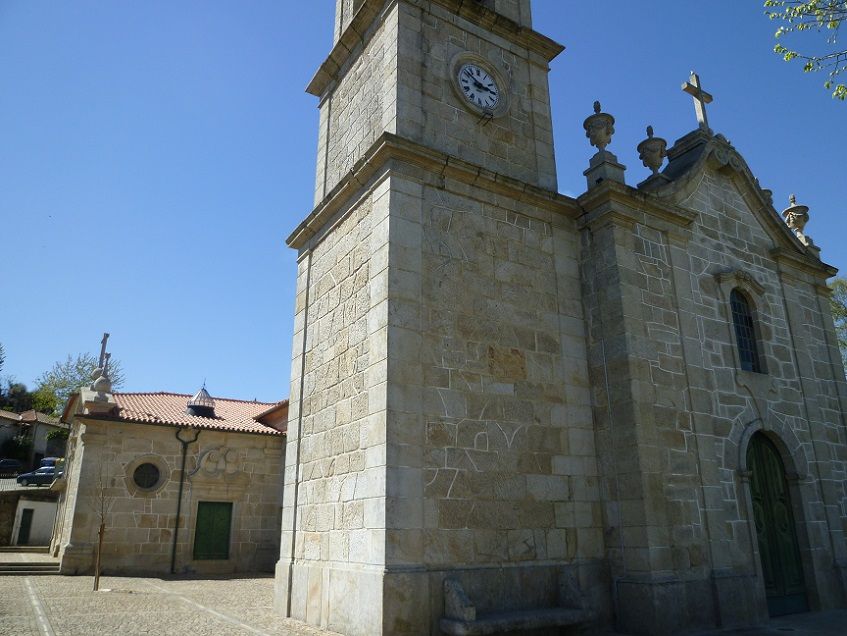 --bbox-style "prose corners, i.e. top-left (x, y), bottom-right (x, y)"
top-left (747, 433), bottom-right (808, 616)
top-left (193, 501), bottom-right (233, 561)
